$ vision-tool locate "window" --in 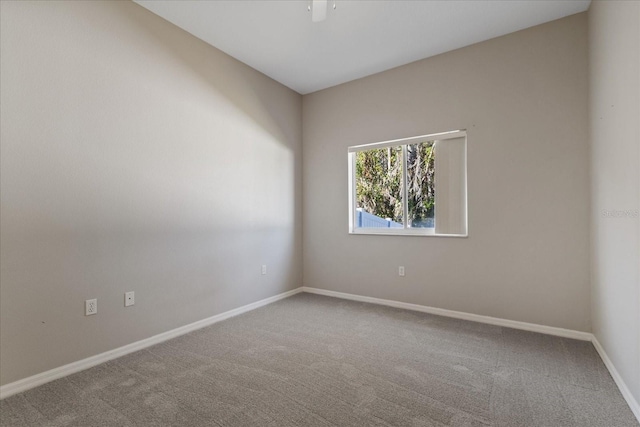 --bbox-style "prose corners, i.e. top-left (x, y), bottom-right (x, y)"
top-left (348, 130), bottom-right (467, 236)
